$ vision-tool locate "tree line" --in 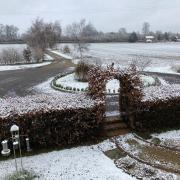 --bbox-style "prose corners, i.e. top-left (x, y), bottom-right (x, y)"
top-left (0, 18), bottom-right (180, 44)
top-left (0, 24), bottom-right (21, 43)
